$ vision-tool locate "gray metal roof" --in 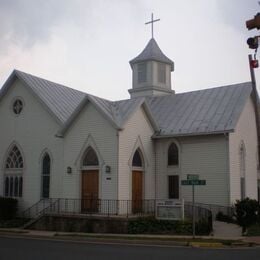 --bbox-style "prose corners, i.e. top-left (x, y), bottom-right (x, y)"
top-left (129, 38), bottom-right (174, 71)
top-left (146, 82), bottom-right (252, 137)
top-left (0, 70), bottom-right (252, 137)
top-left (15, 70), bottom-right (86, 124)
